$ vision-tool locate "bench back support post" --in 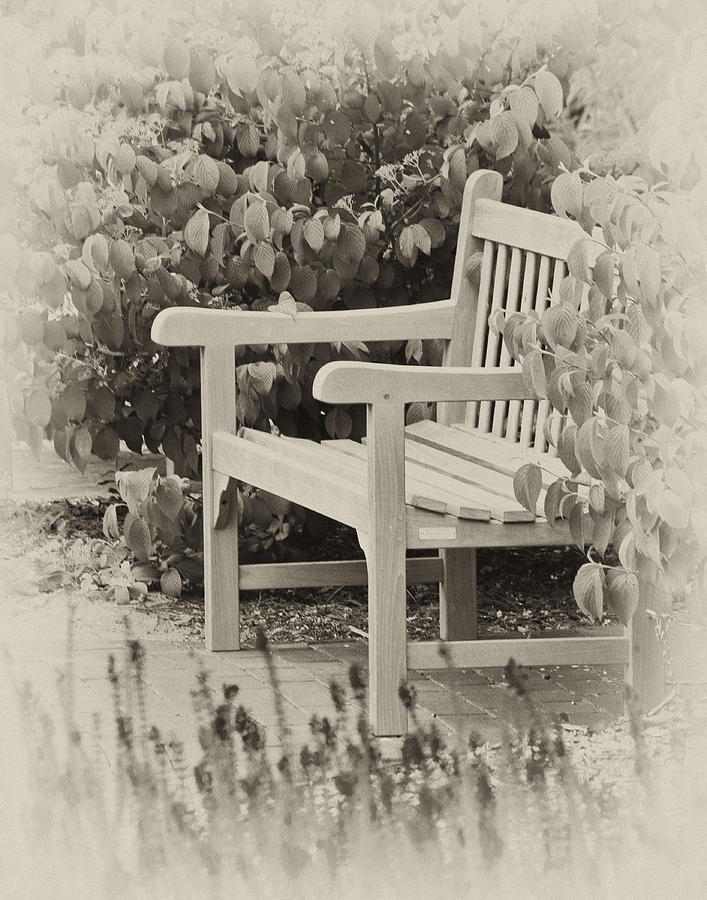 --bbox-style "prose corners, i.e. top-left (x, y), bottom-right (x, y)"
top-left (439, 169), bottom-right (503, 427)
